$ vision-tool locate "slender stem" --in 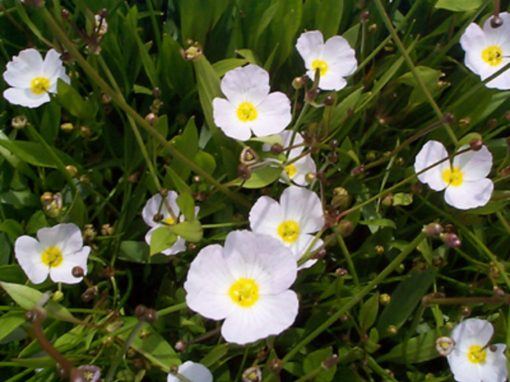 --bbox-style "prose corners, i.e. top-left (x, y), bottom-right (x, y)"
top-left (373, 0), bottom-right (457, 145)
top-left (157, 302), bottom-right (187, 317)
top-left (39, 8), bottom-right (251, 208)
top-left (335, 229), bottom-right (359, 286)
top-left (273, 233), bottom-right (425, 369)
top-left (422, 294), bottom-right (510, 306)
